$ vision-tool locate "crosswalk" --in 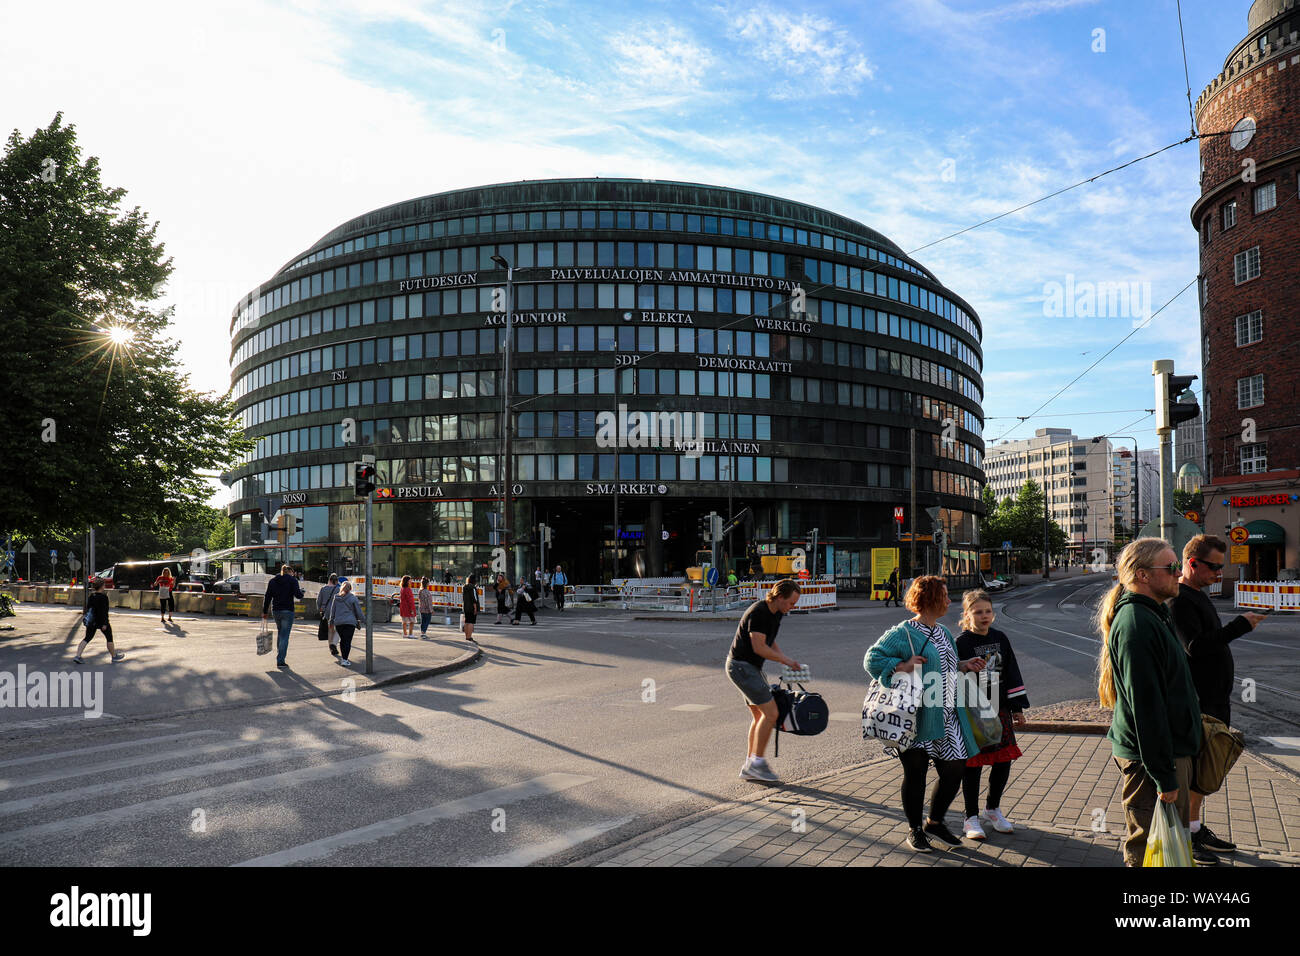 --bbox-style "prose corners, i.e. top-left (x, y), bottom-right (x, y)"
top-left (0, 726), bottom-right (629, 866)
